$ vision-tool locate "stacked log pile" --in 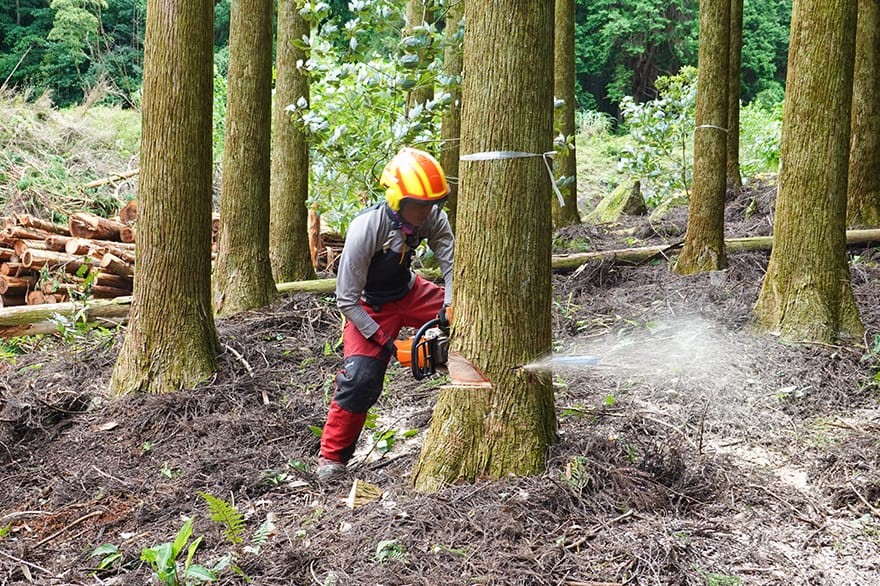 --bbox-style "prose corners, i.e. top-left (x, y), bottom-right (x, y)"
top-left (308, 208), bottom-right (343, 272)
top-left (0, 202), bottom-right (356, 310)
top-left (0, 212), bottom-right (136, 308)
